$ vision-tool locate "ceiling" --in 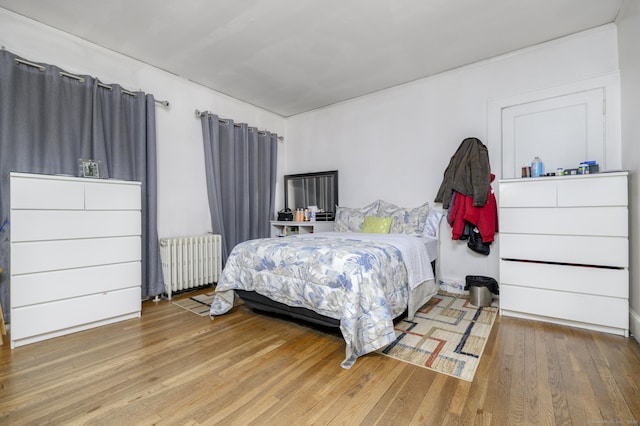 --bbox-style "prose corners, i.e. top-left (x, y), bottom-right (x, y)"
top-left (0, 0), bottom-right (625, 117)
